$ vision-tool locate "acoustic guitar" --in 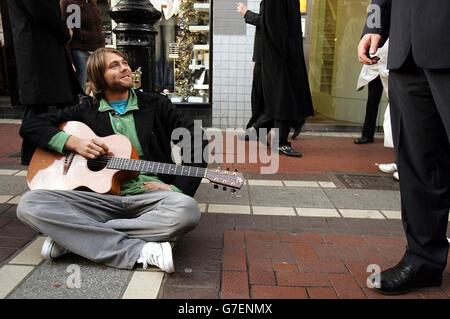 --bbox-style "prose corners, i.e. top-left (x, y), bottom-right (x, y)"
top-left (27, 121), bottom-right (245, 194)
